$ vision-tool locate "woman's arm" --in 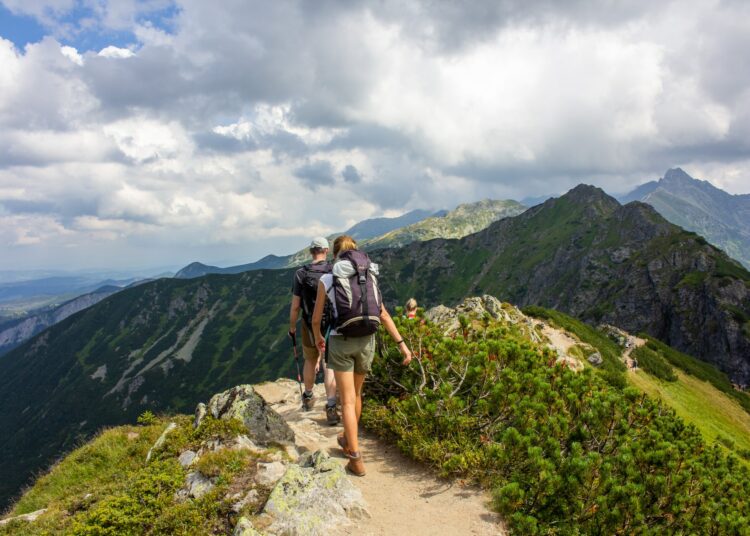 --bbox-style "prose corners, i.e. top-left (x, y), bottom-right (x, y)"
top-left (380, 304), bottom-right (413, 365)
top-left (312, 281), bottom-right (327, 352)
